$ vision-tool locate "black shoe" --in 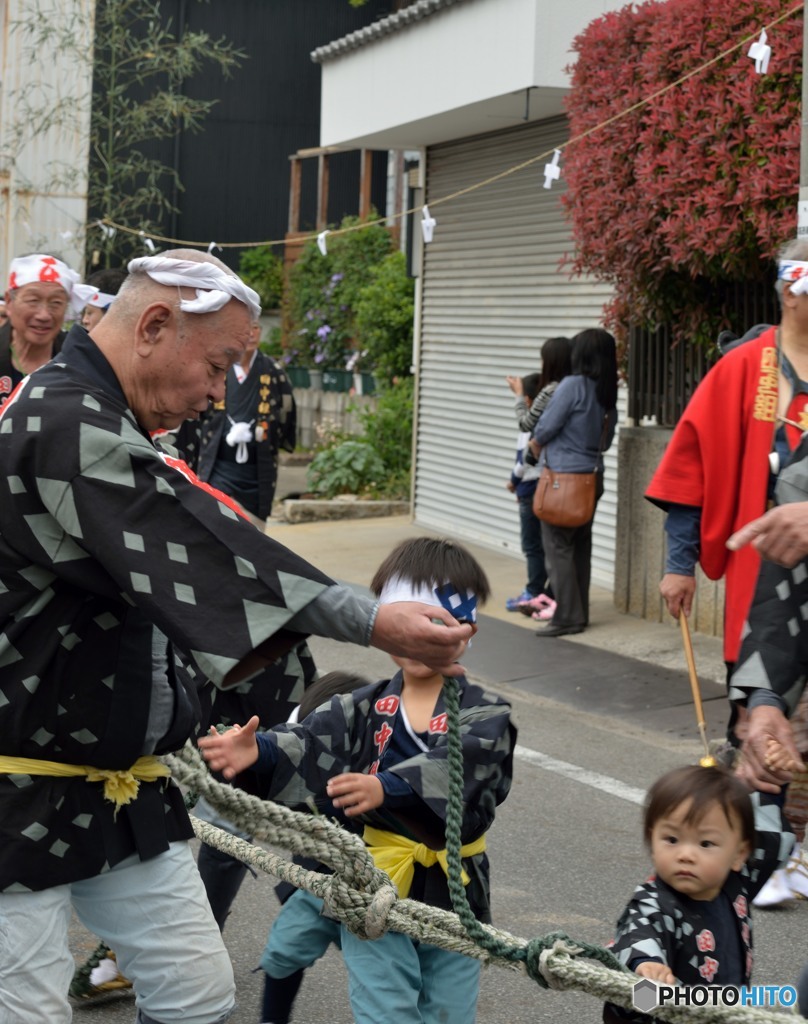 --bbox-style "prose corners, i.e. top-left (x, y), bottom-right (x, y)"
top-left (535, 624), bottom-right (584, 638)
